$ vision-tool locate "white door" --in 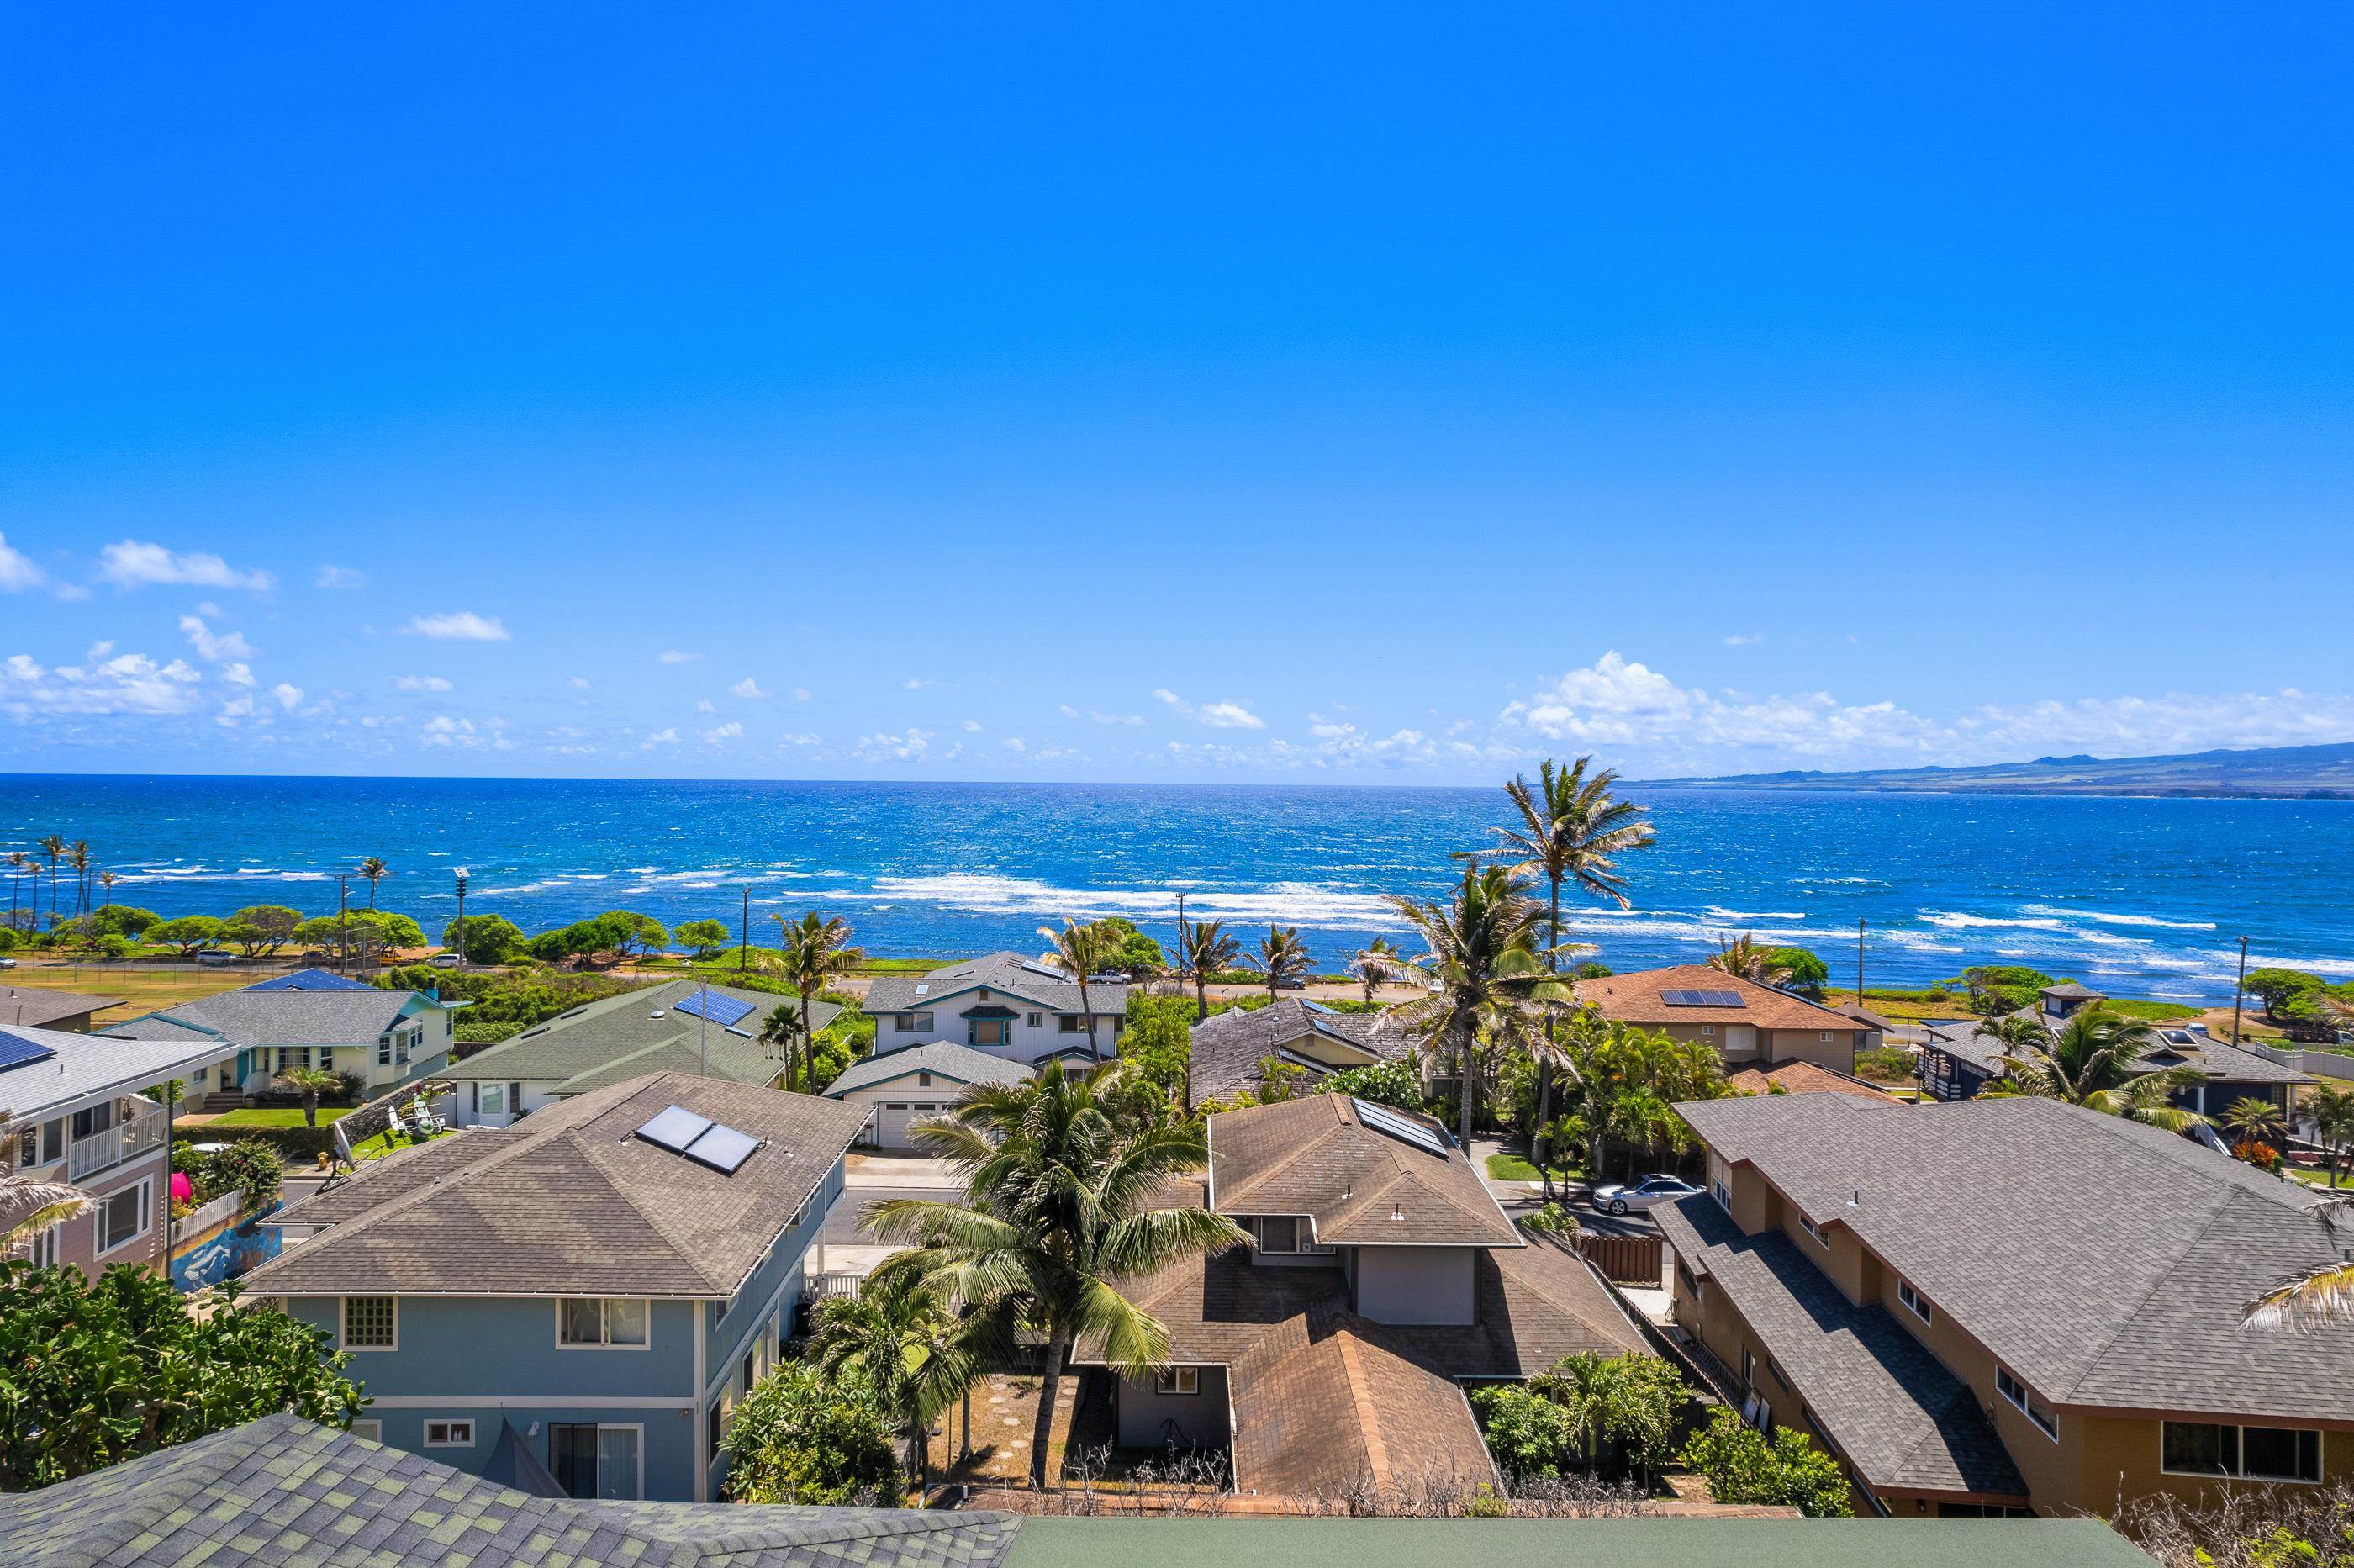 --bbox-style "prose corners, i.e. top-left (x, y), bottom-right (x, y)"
top-left (1723, 1024), bottom-right (1758, 1057)
top-left (874, 1102), bottom-right (944, 1150)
